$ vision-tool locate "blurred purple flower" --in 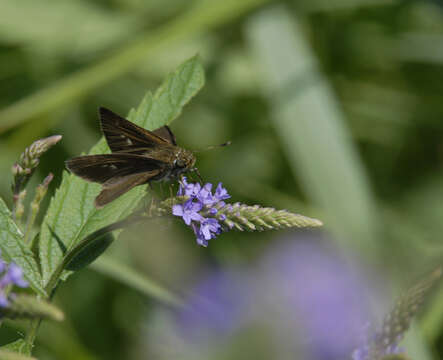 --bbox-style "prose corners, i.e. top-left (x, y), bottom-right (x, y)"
top-left (148, 233), bottom-right (407, 360)
top-left (259, 236), bottom-right (375, 359)
top-left (351, 320), bottom-right (405, 360)
top-left (3, 263), bottom-right (29, 288)
top-left (177, 270), bottom-right (252, 342)
top-left (0, 252), bottom-right (28, 308)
